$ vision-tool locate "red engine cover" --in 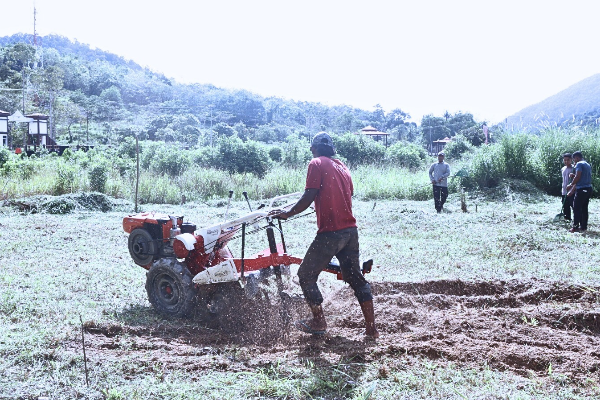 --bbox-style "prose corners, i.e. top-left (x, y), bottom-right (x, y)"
top-left (184, 235), bottom-right (210, 276)
top-left (173, 239), bottom-right (190, 258)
